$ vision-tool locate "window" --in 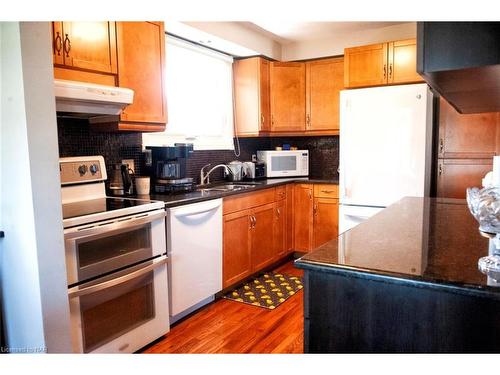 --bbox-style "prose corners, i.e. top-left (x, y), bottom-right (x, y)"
top-left (142, 35), bottom-right (235, 150)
